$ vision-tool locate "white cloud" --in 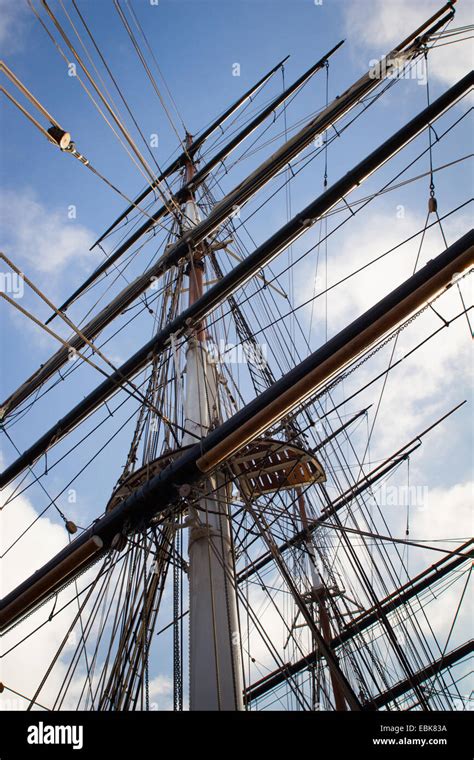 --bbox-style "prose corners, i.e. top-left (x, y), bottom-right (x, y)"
top-left (0, 476), bottom-right (174, 710)
top-left (343, 0), bottom-right (474, 86)
top-left (298, 207), bottom-right (472, 456)
top-left (148, 674), bottom-right (173, 711)
top-left (0, 457), bottom-right (112, 711)
top-left (0, 492), bottom-right (69, 594)
top-left (0, 189), bottom-right (95, 276)
top-left (0, 0), bottom-right (29, 55)
top-left (403, 481), bottom-right (473, 671)
top-left (0, 483), bottom-right (80, 710)
top-left (411, 480), bottom-right (473, 542)
top-left (293, 202), bottom-right (473, 692)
